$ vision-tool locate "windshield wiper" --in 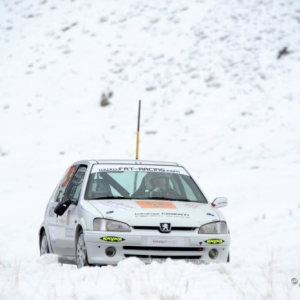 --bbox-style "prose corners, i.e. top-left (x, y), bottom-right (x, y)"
top-left (90, 196), bottom-right (131, 200)
top-left (147, 197), bottom-right (196, 202)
